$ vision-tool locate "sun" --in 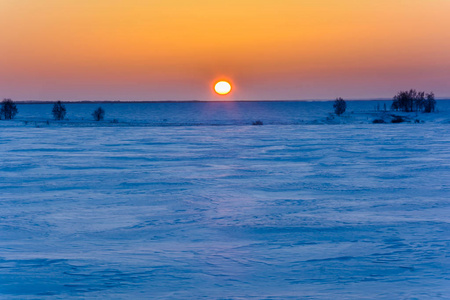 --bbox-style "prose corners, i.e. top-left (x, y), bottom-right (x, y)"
top-left (214, 81), bottom-right (232, 95)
